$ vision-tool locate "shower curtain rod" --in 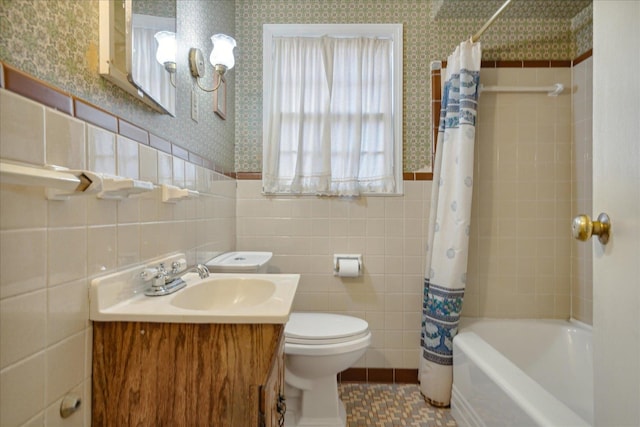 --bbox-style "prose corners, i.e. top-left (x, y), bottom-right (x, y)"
top-left (479, 83), bottom-right (565, 97)
top-left (471, 0), bottom-right (514, 43)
